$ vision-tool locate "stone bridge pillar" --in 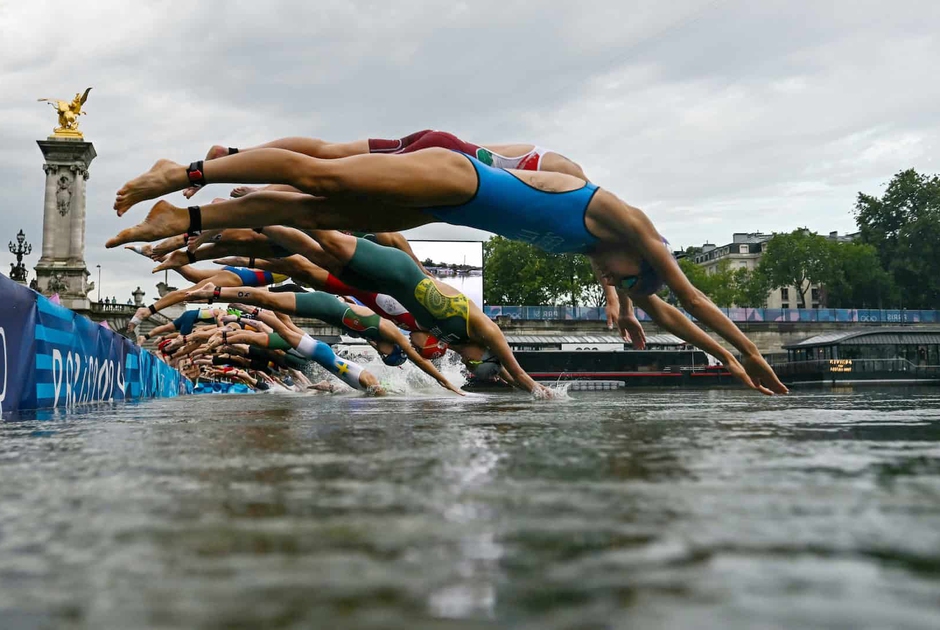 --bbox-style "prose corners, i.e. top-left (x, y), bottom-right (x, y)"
top-left (34, 138), bottom-right (96, 310)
